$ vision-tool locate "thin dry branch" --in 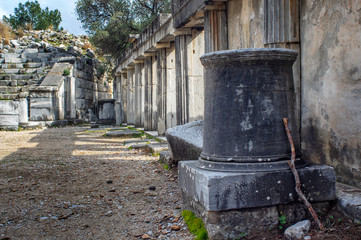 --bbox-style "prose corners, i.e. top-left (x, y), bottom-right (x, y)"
top-left (283, 118), bottom-right (325, 231)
